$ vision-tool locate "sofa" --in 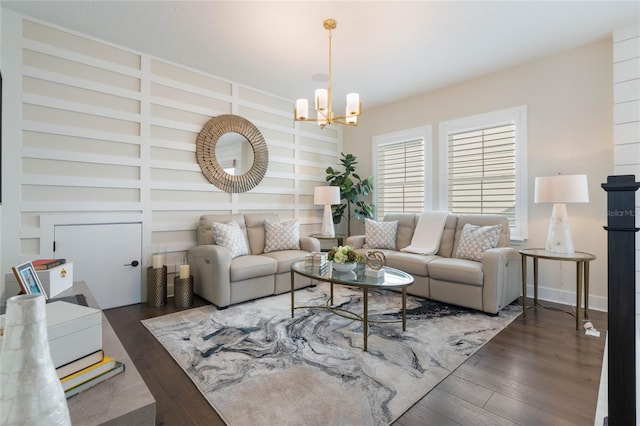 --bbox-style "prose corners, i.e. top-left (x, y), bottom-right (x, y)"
top-left (188, 213), bottom-right (320, 308)
top-left (346, 213), bottom-right (521, 314)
